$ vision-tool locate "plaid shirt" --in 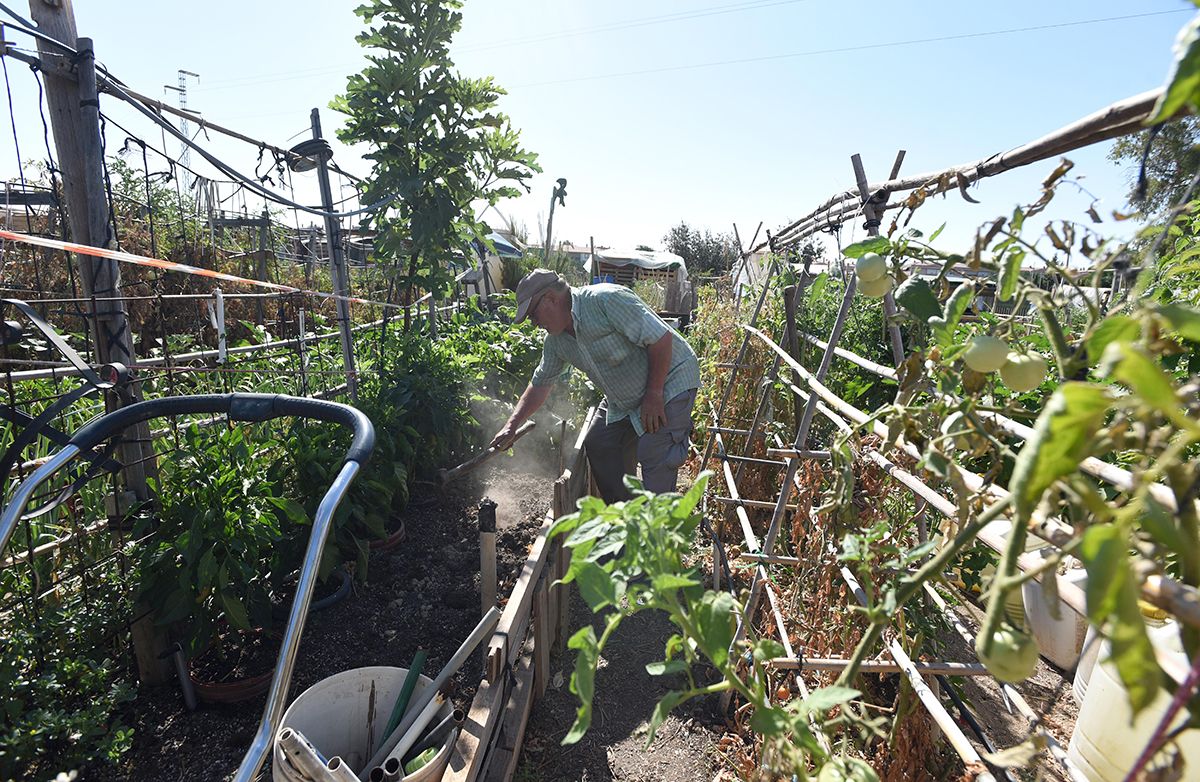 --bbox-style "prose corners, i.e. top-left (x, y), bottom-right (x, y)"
top-left (531, 284), bottom-right (700, 436)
